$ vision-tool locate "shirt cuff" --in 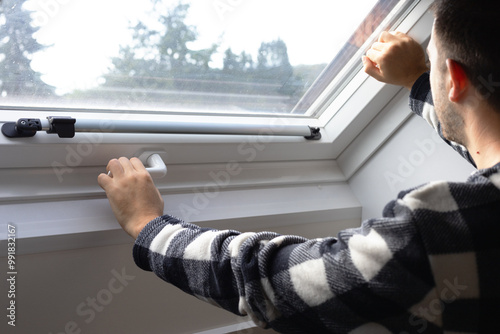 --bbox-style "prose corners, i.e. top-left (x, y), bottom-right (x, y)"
top-left (132, 215), bottom-right (182, 272)
top-left (410, 72), bottom-right (431, 101)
